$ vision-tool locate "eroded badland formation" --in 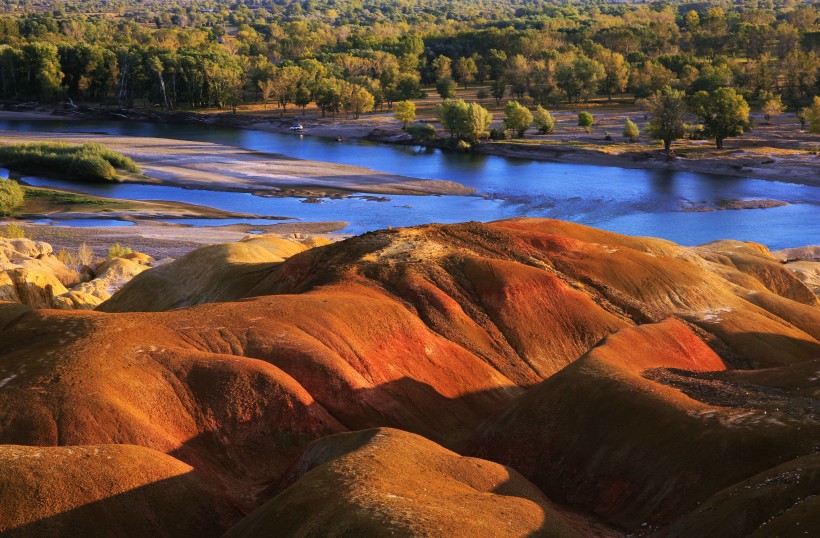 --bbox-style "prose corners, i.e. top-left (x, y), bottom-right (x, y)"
top-left (0, 218), bottom-right (818, 537)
